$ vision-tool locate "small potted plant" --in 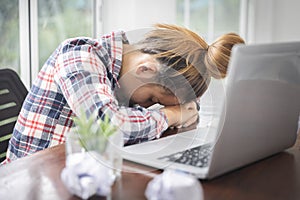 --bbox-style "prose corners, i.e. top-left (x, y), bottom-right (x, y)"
top-left (61, 111), bottom-right (122, 199)
top-left (72, 112), bottom-right (118, 154)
